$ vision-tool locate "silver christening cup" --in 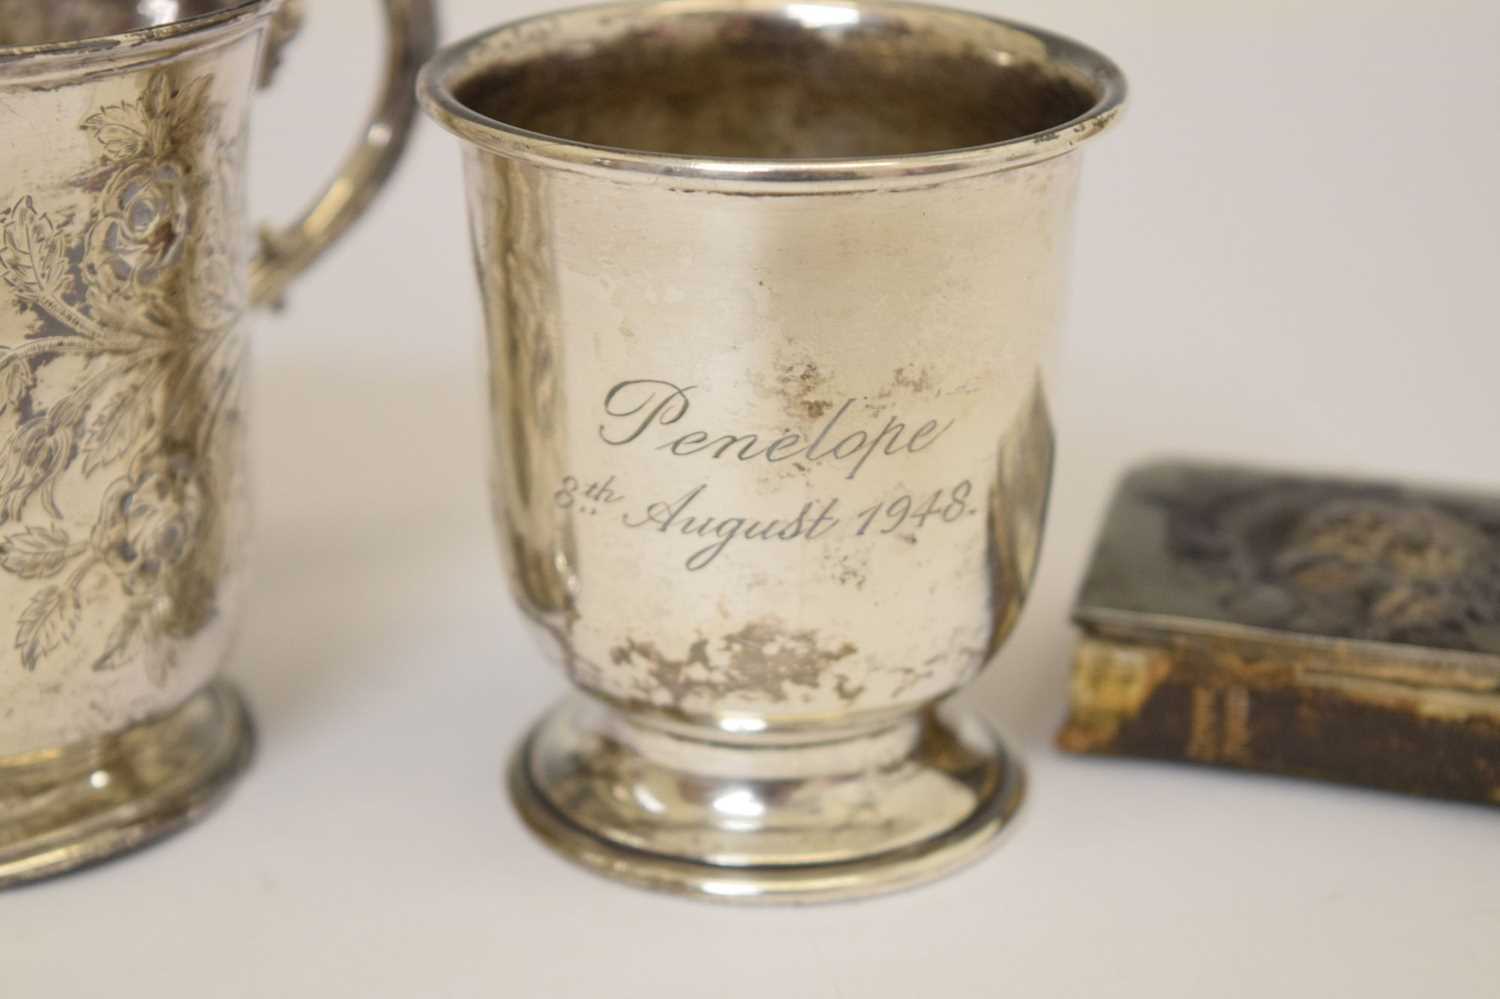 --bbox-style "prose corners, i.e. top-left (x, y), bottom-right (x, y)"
top-left (0, 0), bottom-right (434, 886)
top-left (421, 0), bottom-right (1124, 901)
